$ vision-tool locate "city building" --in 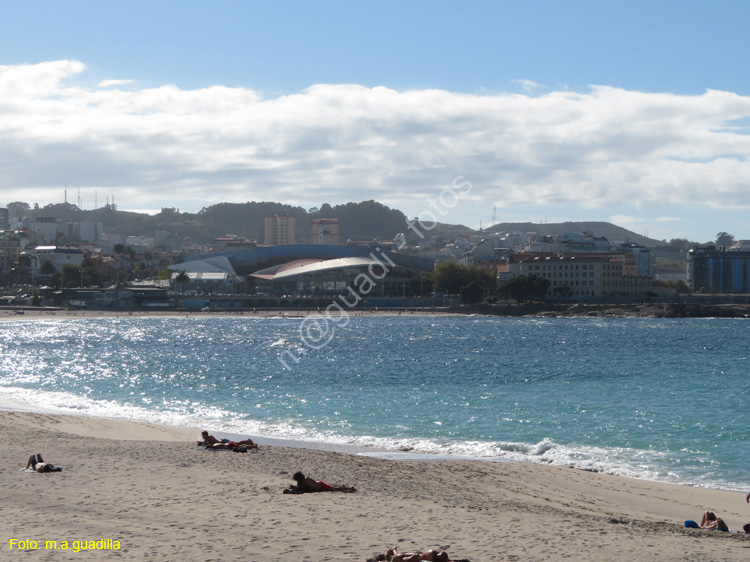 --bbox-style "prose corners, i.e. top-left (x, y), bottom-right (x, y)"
top-left (79, 220), bottom-right (104, 245)
top-left (264, 214), bottom-right (296, 245)
top-left (0, 207), bottom-right (9, 231)
top-left (0, 233), bottom-right (21, 274)
top-left (29, 217), bottom-right (59, 243)
top-left (212, 234), bottom-right (255, 252)
top-left (311, 218), bottom-right (340, 245)
top-left (174, 244), bottom-right (434, 298)
top-left (501, 252), bottom-right (654, 300)
top-left (688, 246), bottom-right (750, 293)
top-left (24, 246), bottom-right (85, 278)
top-left (49, 286), bottom-right (171, 309)
top-left (168, 255), bottom-right (240, 295)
